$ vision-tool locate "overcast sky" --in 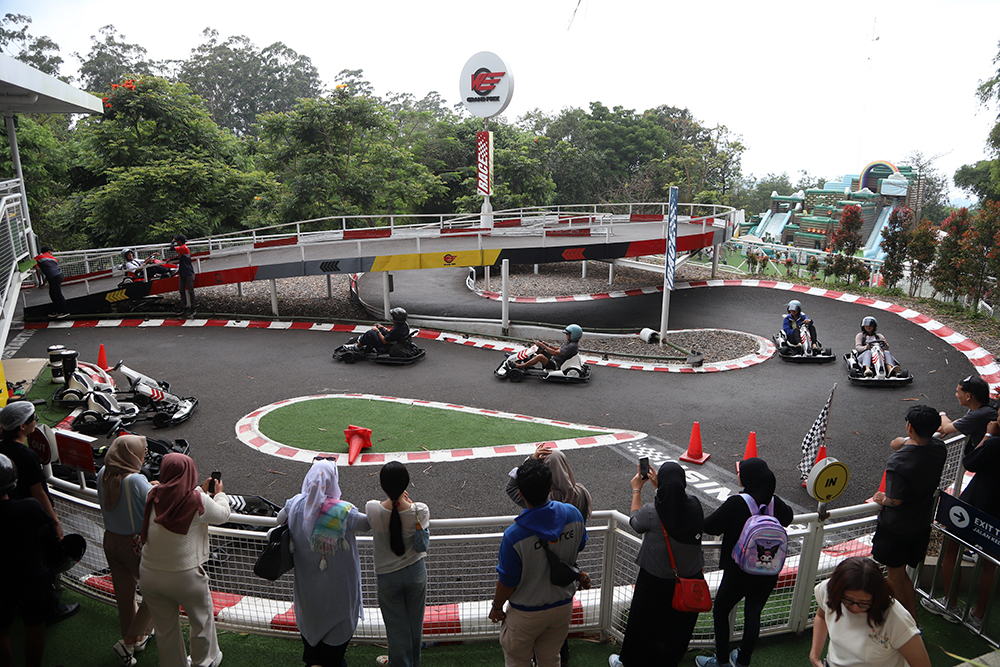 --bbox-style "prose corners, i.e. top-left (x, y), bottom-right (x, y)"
top-left (11, 0), bottom-right (1000, 202)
